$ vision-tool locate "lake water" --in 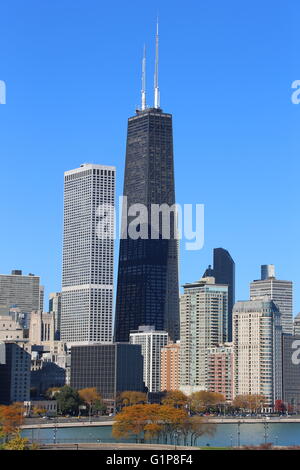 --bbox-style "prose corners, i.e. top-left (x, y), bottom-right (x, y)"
top-left (21, 423), bottom-right (300, 447)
